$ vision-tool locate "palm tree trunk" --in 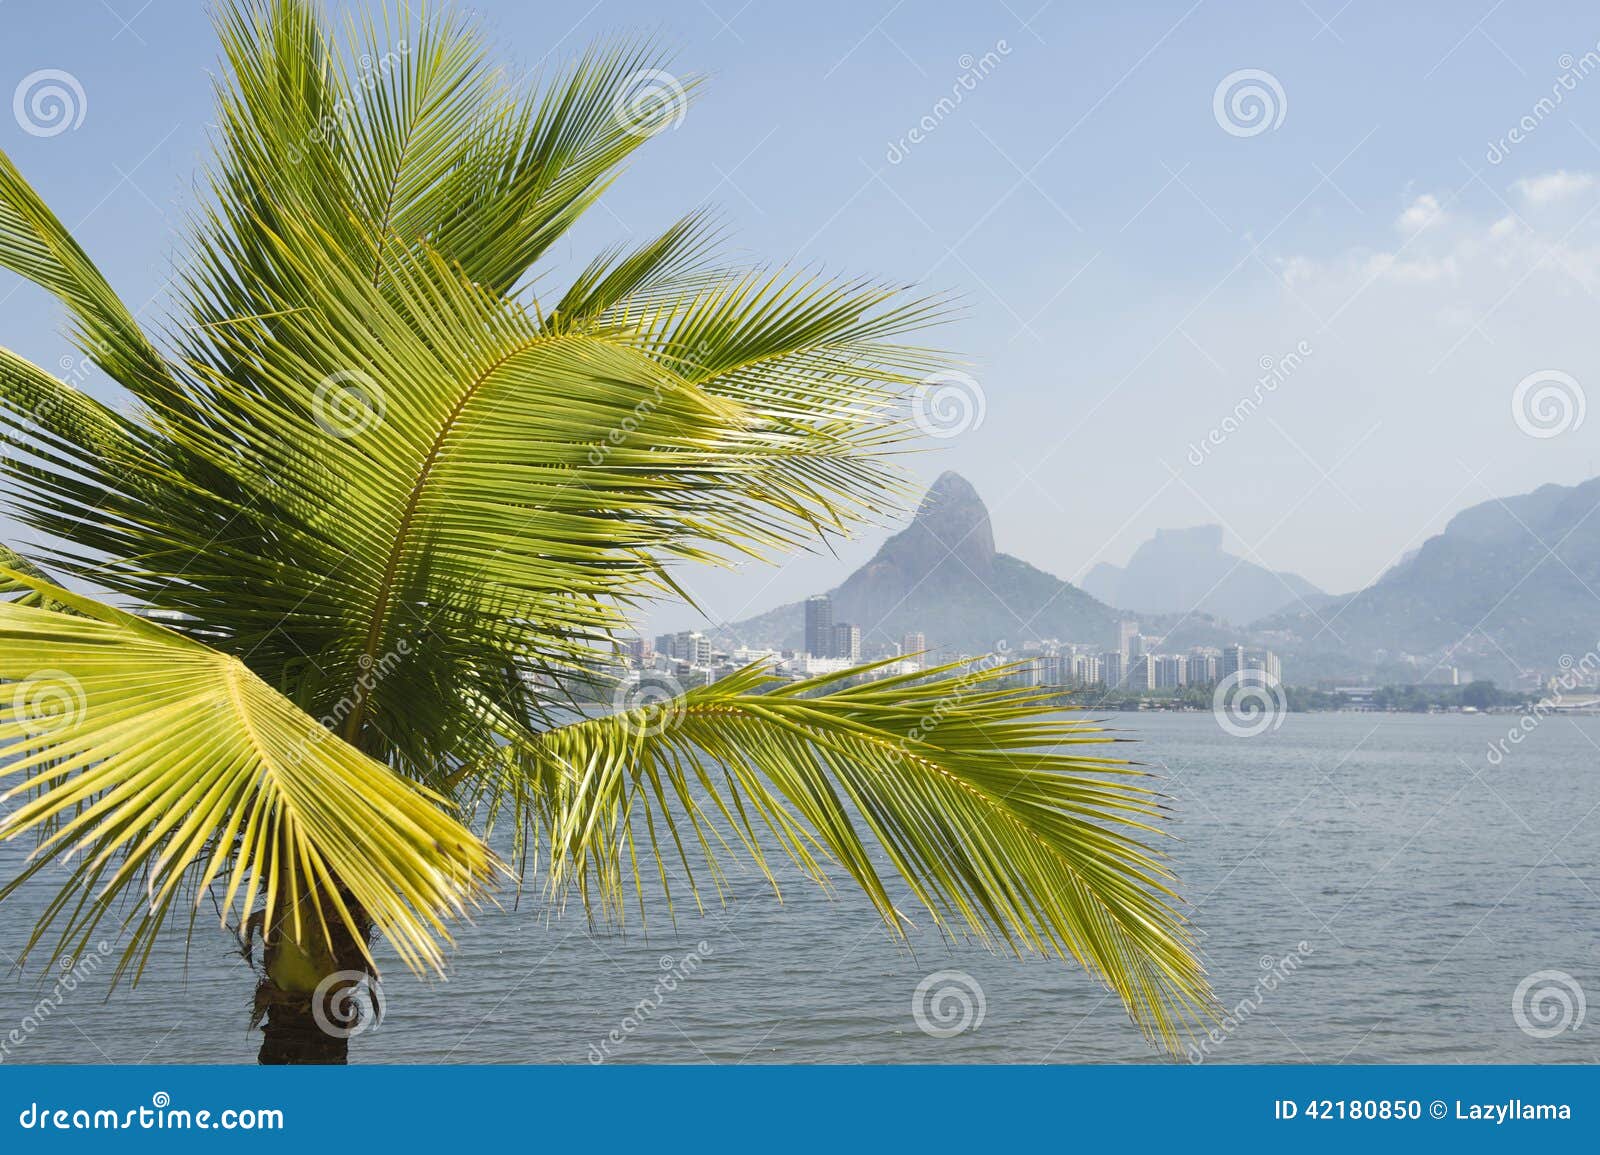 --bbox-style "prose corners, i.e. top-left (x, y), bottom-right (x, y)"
top-left (253, 887), bottom-right (374, 1065)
